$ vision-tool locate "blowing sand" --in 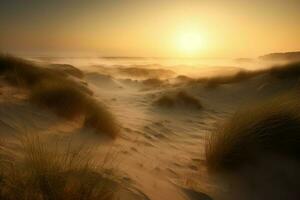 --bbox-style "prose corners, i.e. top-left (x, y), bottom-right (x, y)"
top-left (1, 55), bottom-right (300, 200)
